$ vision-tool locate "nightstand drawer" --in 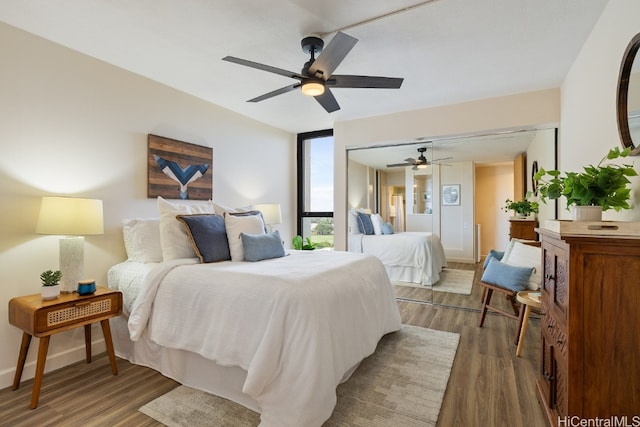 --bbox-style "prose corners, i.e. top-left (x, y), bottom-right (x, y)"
top-left (38, 294), bottom-right (119, 333)
top-left (34, 293), bottom-right (121, 335)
